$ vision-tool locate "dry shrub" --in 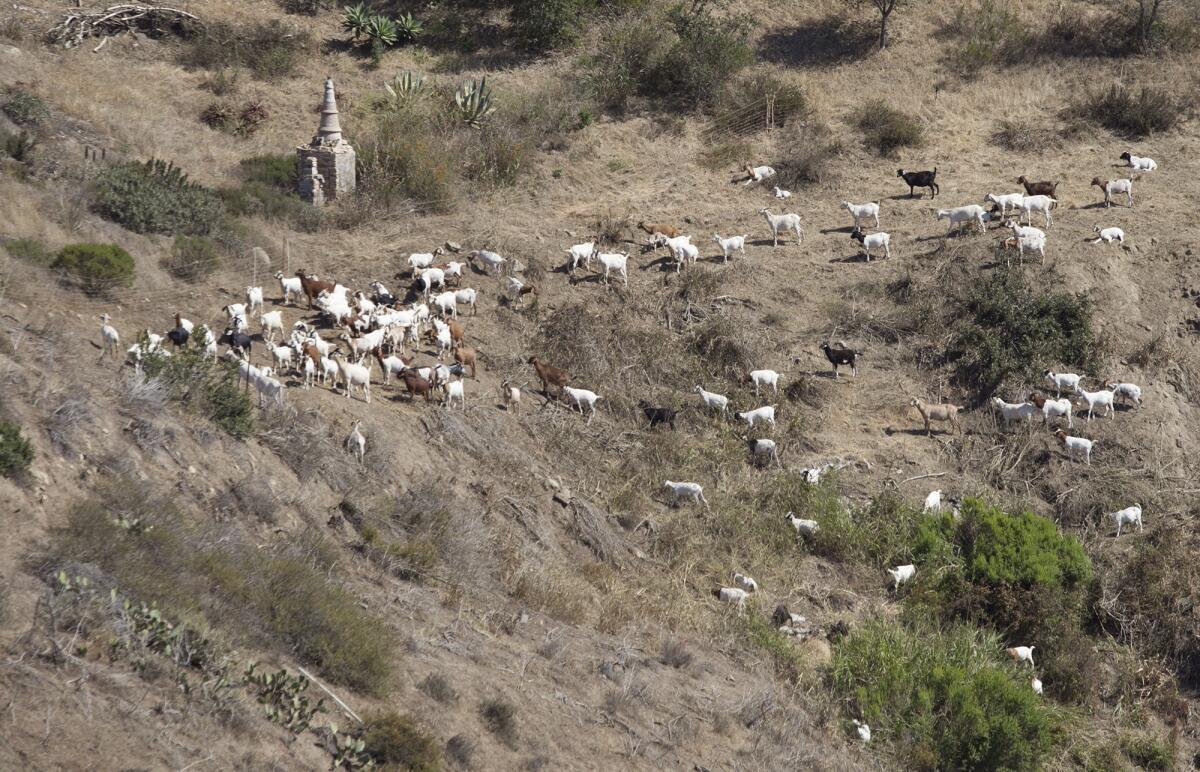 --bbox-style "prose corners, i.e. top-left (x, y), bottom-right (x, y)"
top-left (783, 374), bottom-right (833, 409)
top-left (479, 698), bottom-right (518, 748)
top-left (686, 314), bottom-right (760, 380)
top-left (258, 405), bottom-right (357, 489)
top-left (40, 391), bottom-right (92, 455)
top-left (214, 478), bottom-right (280, 524)
top-left (592, 208), bottom-right (630, 247)
top-left (418, 673), bottom-right (459, 704)
top-left (1074, 83), bottom-right (1183, 138)
top-left (660, 638), bottom-right (694, 669)
top-left (698, 140), bottom-right (752, 172)
top-left (445, 734), bottom-right (476, 768)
